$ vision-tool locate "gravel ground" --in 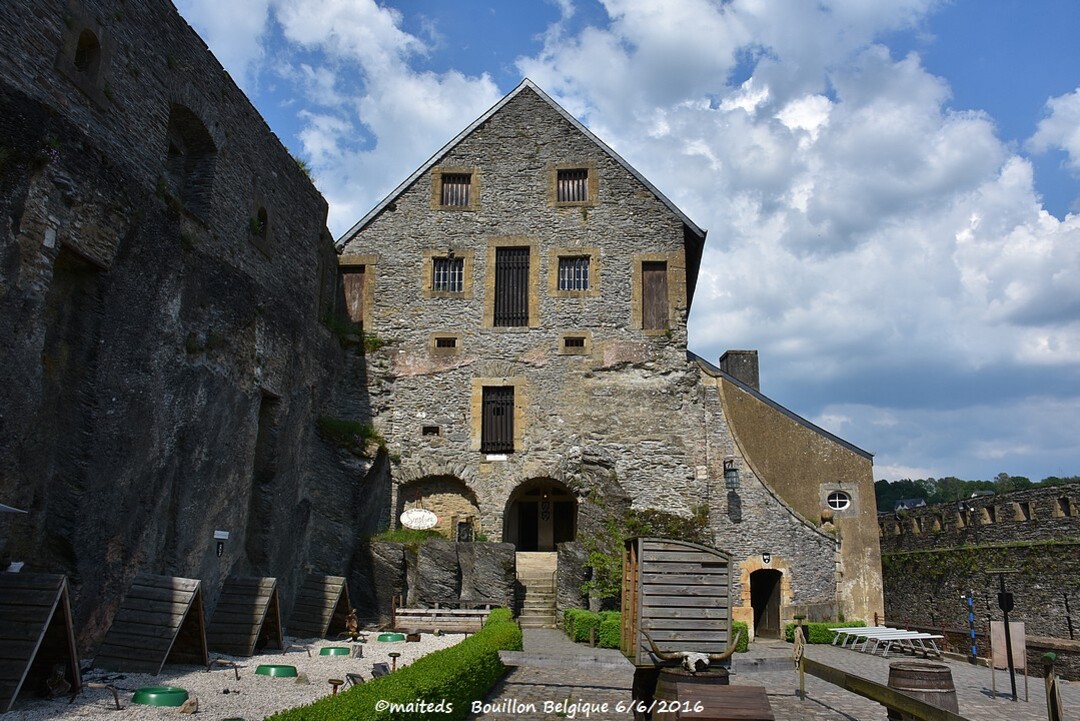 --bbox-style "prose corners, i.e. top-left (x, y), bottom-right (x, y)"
top-left (5, 633), bottom-right (465, 720)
